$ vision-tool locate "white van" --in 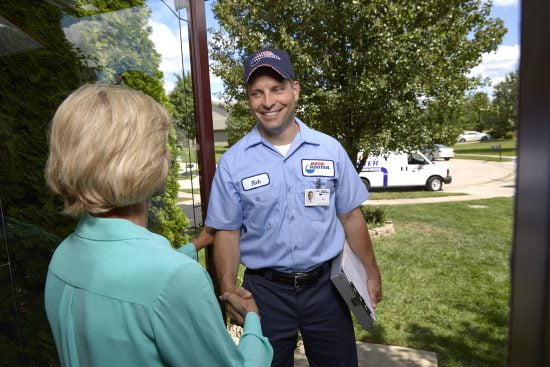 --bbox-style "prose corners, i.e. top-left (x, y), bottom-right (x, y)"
top-left (358, 151), bottom-right (452, 191)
